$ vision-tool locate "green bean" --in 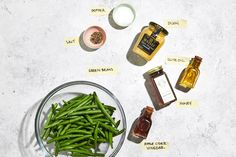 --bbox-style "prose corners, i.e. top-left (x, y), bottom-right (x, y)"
top-left (105, 131), bottom-right (108, 142)
top-left (61, 135), bottom-right (91, 145)
top-left (90, 137), bottom-right (107, 143)
top-left (90, 114), bottom-right (105, 119)
top-left (55, 141), bottom-right (59, 156)
top-left (62, 100), bottom-right (69, 106)
top-left (70, 110), bottom-right (103, 116)
top-left (108, 132), bottom-right (113, 148)
top-left (68, 94), bottom-right (86, 103)
top-left (59, 116), bottom-right (83, 125)
top-left (48, 133), bottom-right (55, 139)
top-left (114, 128), bottom-right (125, 137)
top-left (69, 94), bottom-right (93, 108)
top-left (94, 92), bottom-right (116, 126)
top-left (94, 122), bottom-right (99, 149)
top-left (55, 95), bottom-right (91, 118)
top-left (97, 128), bottom-right (105, 137)
top-left (65, 129), bottom-right (91, 135)
top-left (73, 104), bottom-right (97, 111)
top-left (44, 120), bottom-right (63, 128)
top-left (43, 128), bottom-right (51, 140)
top-left (93, 118), bottom-right (111, 123)
top-left (57, 126), bottom-right (63, 137)
top-left (85, 115), bottom-right (94, 124)
top-left (75, 122), bottom-right (91, 126)
top-left (59, 141), bottom-right (87, 150)
top-left (47, 134), bottom-right (82, 144)
top-left (41, 104), bottom-right (57, 138)
top-left (55, 99), bottom-right (92, 119)
top-left (115, 120), bottom-right (121, 128)
top-left (103, 104), bottom-right (116, 111)
top-left (60, 124), bottom-right (71, 135)
top-left (99, 122), bottom-right (119, 134)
